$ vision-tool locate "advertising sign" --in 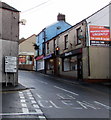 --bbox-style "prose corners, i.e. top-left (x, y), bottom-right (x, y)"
top-left (89, 25), bottom-right (111, 46)
top-left (5, 56), bottom-right (17, 73)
